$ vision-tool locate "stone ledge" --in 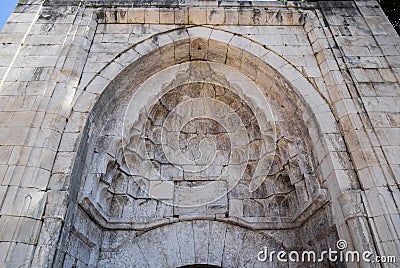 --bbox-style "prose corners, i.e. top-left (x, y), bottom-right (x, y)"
top-left (95, 7), bottom-right (310, 25)
top-left (83, 0), bottom-right (315, 8)
top-left (78, 189), bottom-right (329, 230)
